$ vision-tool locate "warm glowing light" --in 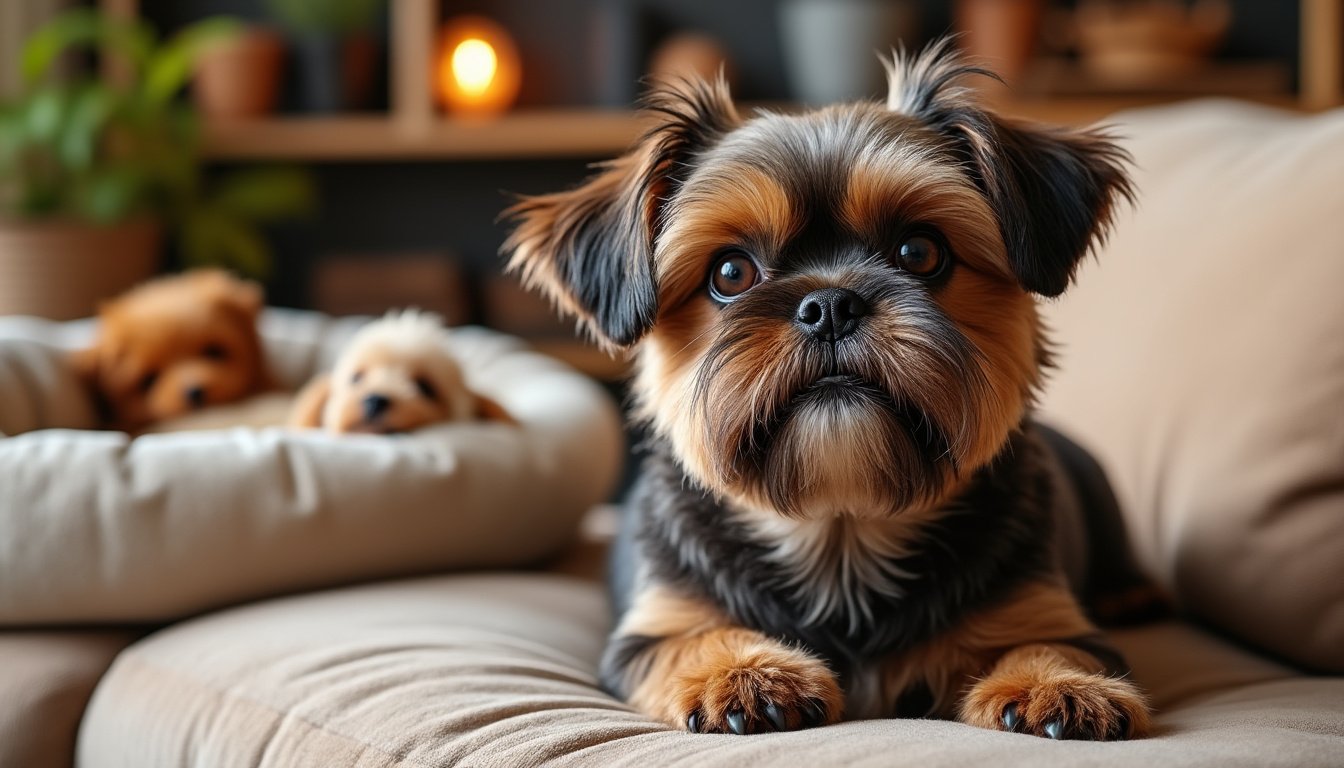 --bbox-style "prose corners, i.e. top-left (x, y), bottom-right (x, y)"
top-left (436, 16), bottom-right (521, 116)
top-left (451, 39), bottom-right (497, 97)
